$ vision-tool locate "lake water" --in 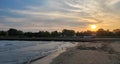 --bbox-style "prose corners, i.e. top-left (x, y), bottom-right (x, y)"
top-left (0, 41), bottom-right (76, 64)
